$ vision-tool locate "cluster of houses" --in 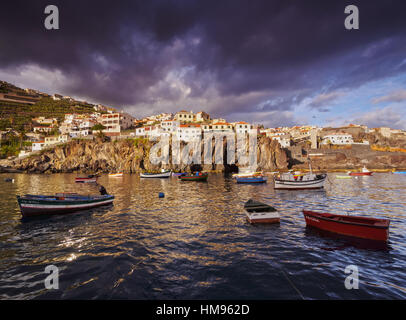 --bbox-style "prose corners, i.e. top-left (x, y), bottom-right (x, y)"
top-left (13, 107), bottom-right (406, 159)
top-left (134, 110), bottom-right (255, 142)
